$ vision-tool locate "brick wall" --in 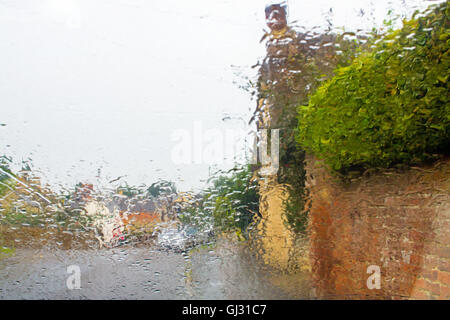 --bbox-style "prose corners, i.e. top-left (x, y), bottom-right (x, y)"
top-left (306, 155), bottom-right (450, 299)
